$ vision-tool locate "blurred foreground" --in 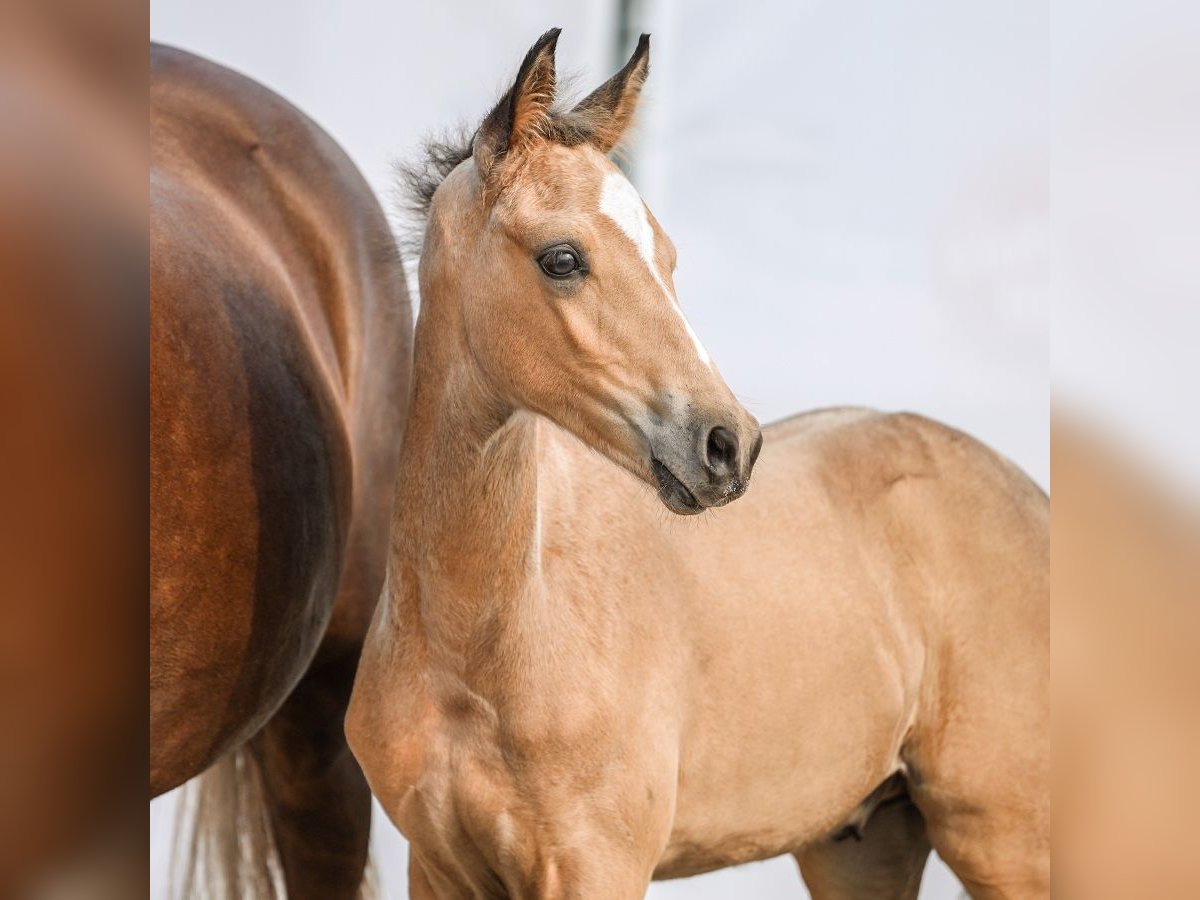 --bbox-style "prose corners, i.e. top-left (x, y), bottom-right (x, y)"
top-left (1052, 0), bottom-right (1200, 895)
top-left (0, 0), bottom-right (146, 896)
top-left (1053, 421), bottom-right (1200, 898)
